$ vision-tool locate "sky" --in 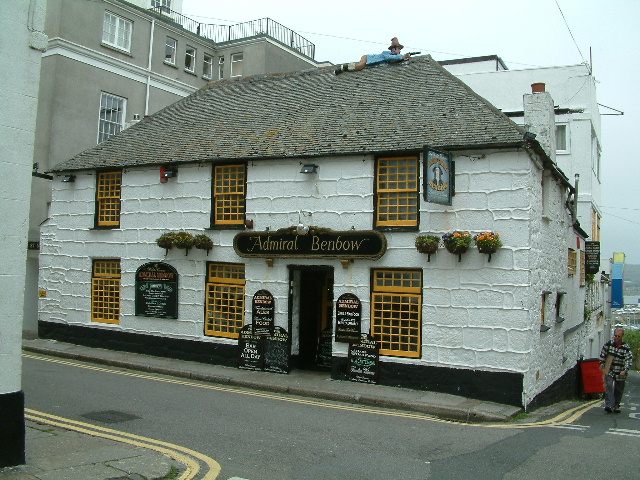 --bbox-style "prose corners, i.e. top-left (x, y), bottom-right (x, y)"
top-left (182, 0), bottom-right (640, 265)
